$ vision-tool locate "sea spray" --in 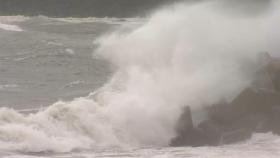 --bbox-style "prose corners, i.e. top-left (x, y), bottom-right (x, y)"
top-left (0, 0), bottom-right (279, 153)
top-left (94, 0), bottom-right (280, 144)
